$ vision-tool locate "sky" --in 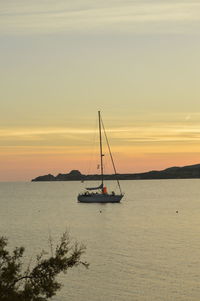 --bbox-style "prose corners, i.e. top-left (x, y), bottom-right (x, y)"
top-left (1, 0), bottom-right (200, 181)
